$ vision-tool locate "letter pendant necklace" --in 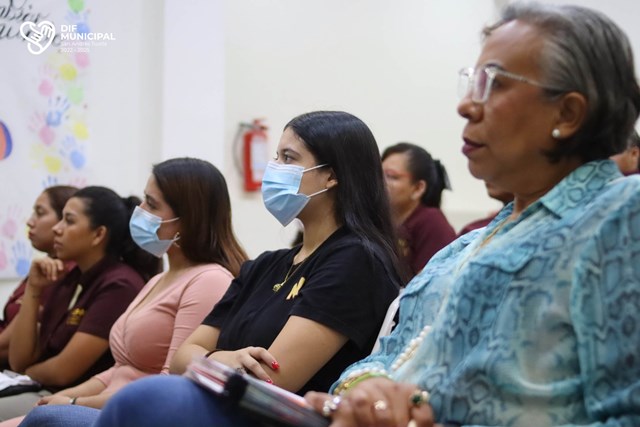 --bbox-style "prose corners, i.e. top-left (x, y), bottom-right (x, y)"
top-left (273, 257), bottom-right (309, 293)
